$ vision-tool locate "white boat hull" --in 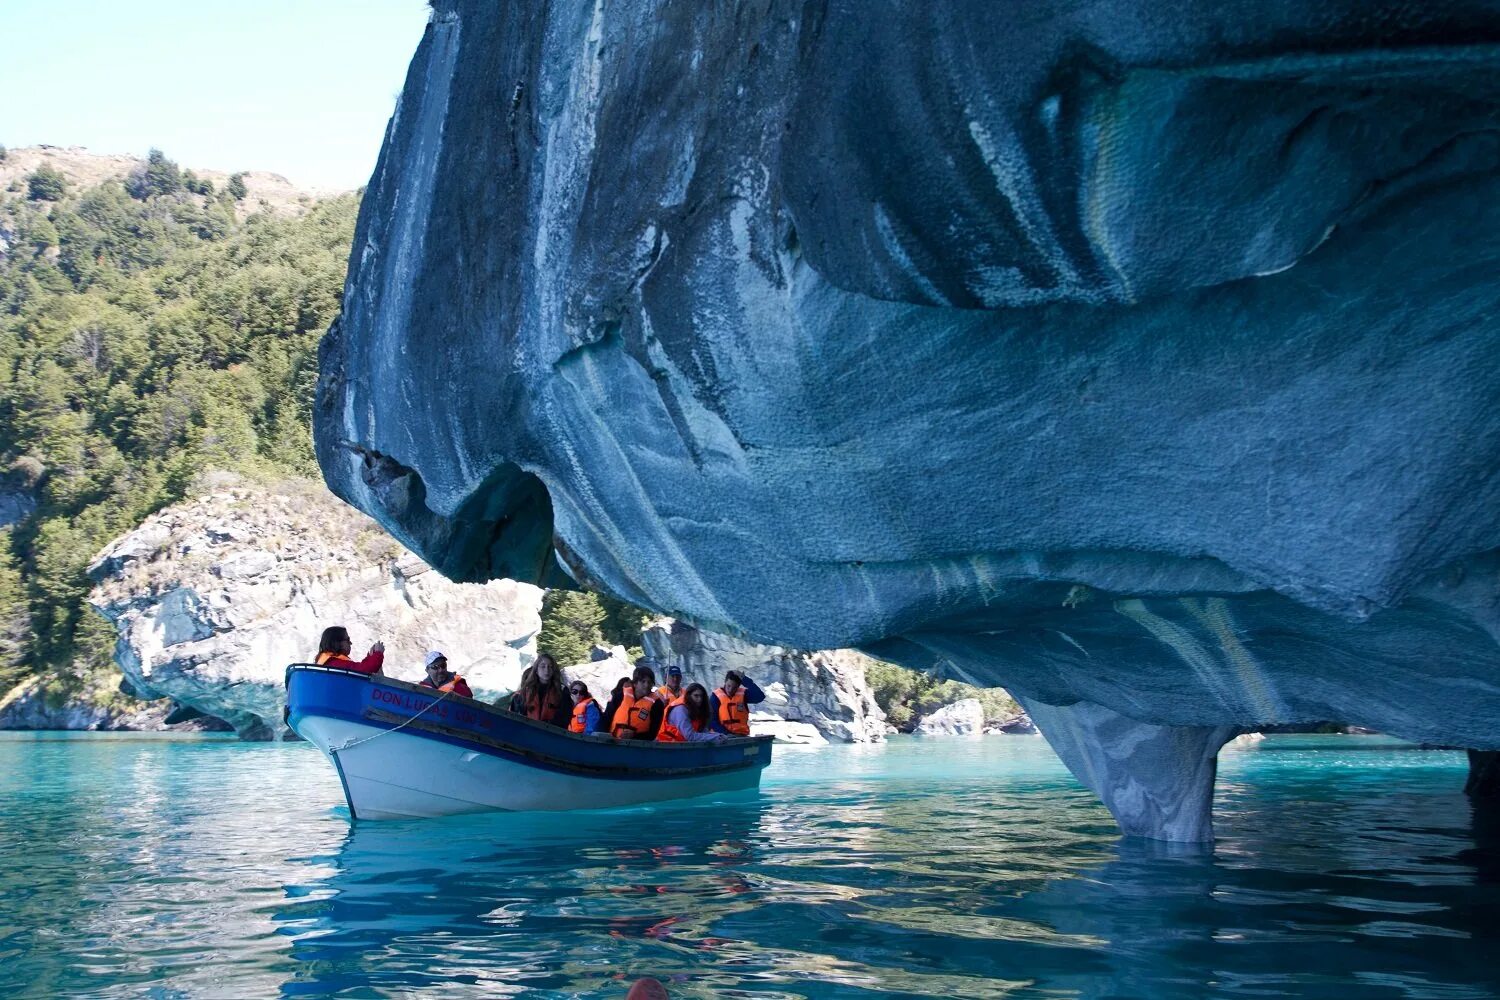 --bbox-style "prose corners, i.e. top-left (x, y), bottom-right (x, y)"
top-left (297, 716), bottom-right (764, 820)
